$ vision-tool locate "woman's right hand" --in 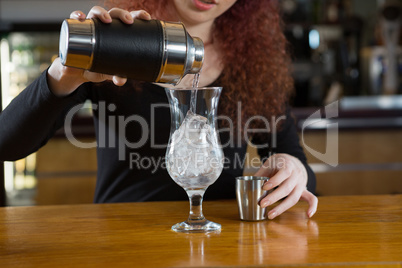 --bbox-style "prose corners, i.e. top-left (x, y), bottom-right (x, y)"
top-left (47, 6), bottom-right (152, 97)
